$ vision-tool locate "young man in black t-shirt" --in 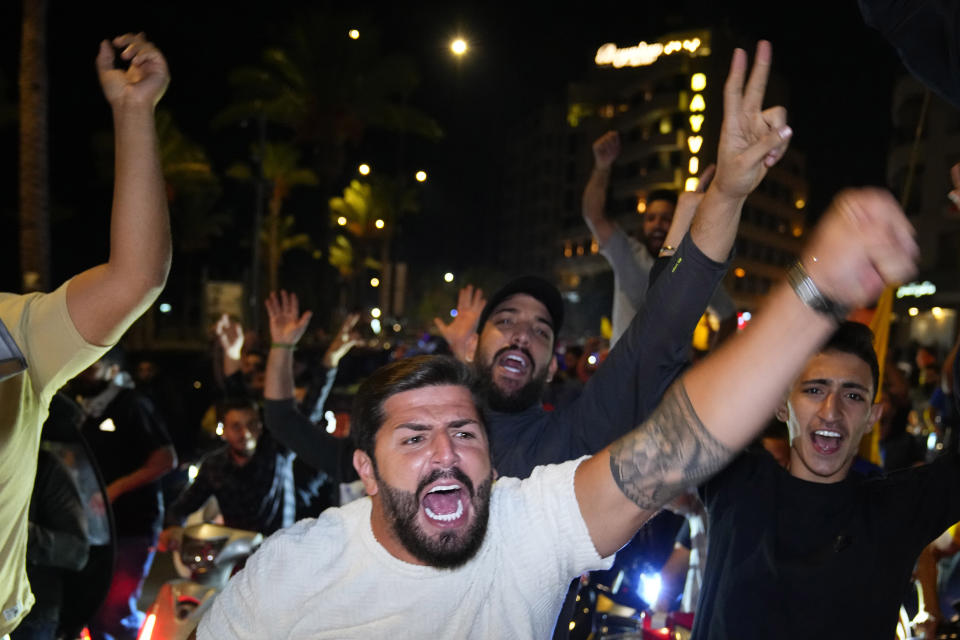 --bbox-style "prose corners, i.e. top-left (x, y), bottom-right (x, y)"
top-left (693, 322), bottom-right (960, 639)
